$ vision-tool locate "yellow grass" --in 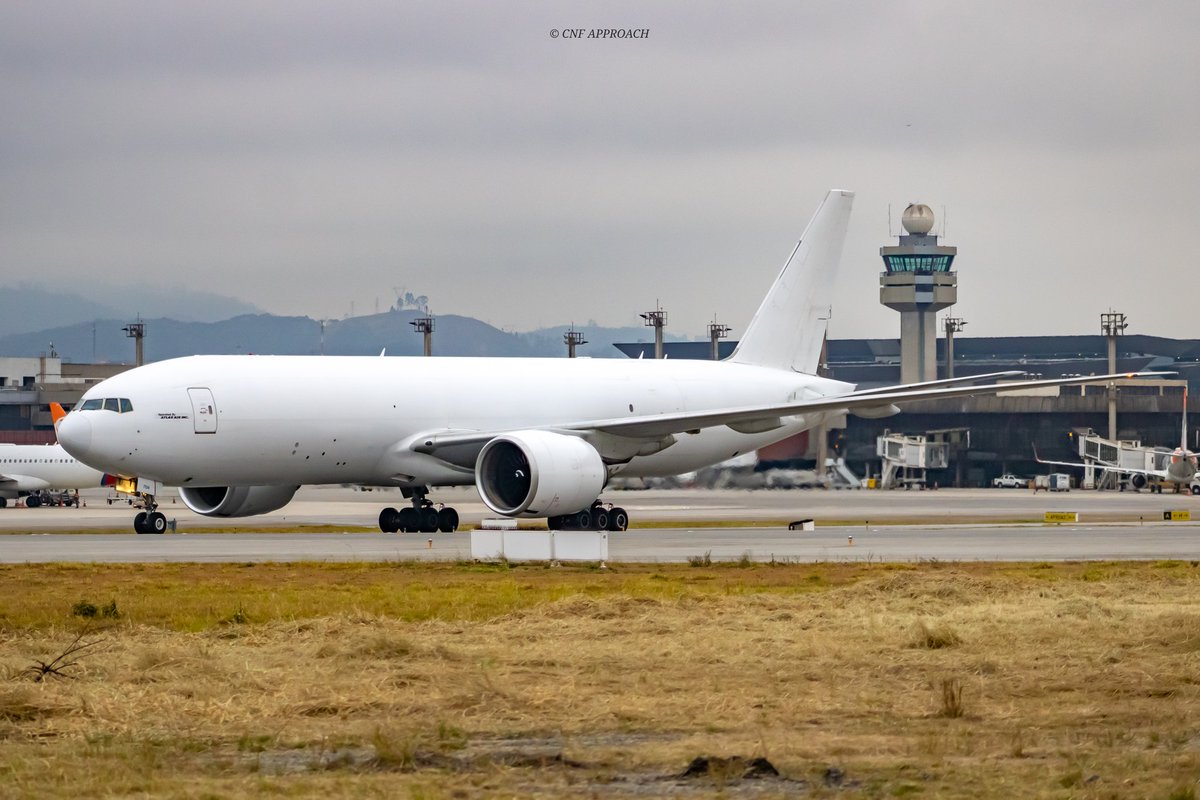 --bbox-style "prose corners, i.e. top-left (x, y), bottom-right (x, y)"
top-left (1, 561), bottom-right (1199, 798)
